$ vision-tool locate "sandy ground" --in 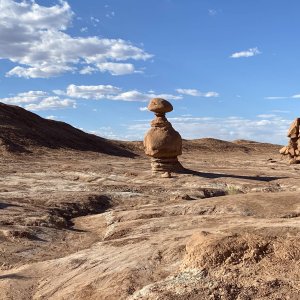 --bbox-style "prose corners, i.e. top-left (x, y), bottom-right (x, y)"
top-left (0, 147), bottom-right (299, 299)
